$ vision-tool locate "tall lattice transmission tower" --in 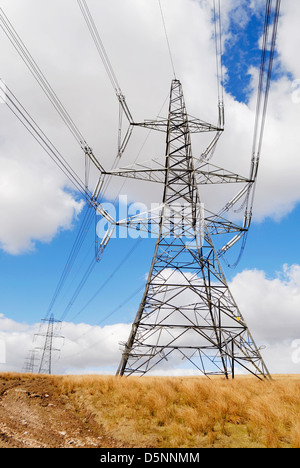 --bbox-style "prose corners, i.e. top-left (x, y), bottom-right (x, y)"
top-left (114, 79), bottom-right (270, 379)
top-left (23, 349), bottom-right (38, 374)
top-left (111, 0), bottom-right (280, 379)
top-left (34, 314), bottom-right (63, 375)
